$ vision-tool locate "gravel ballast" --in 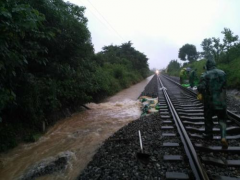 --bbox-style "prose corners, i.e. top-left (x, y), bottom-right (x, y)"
top-left (78, 74), bottom-right (240, 179)
top-left (78, 113), bottom-right (192, 180)
top-left (78, 75), bottom-right (193, 179)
